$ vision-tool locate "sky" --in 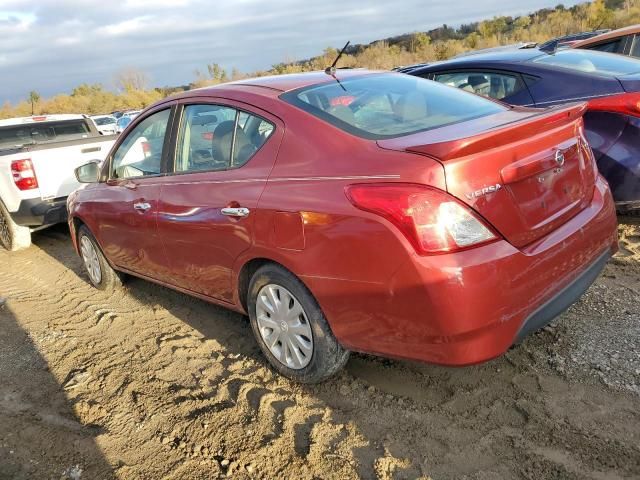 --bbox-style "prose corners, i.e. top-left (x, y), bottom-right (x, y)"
top-left (0, 0), bottom-right (583, 103)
